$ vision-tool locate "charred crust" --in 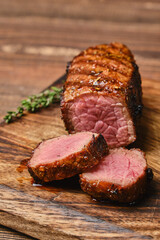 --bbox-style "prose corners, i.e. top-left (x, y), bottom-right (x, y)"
top-left (126, 62), bottom-right (143, 122)
top-left (146, 168), bottom-right (153, 181)
top-left (92, 134), bottom-right (95, 140)
top-left (79, 167), bottom-right (147, 203)
top-left (134, 104), bottom-right (143, 116)
top-left (66, 61), bottom-right (71, 74)
top-left (113, 188), bottom-right (118, 195)
top-left (90, 134), bottom-right (108, 155)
